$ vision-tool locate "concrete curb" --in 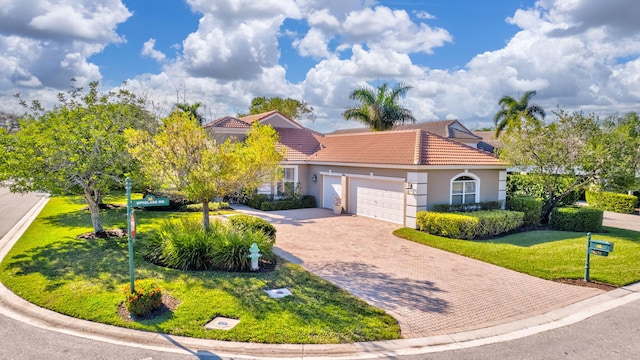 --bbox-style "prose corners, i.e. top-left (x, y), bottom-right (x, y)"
top-left (0, 198), bottom-right (638, 359)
